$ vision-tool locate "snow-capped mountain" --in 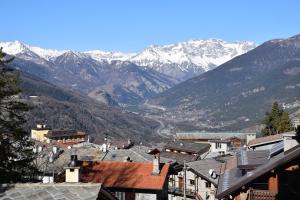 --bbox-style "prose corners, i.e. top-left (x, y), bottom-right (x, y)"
top-left (86, 39), bottom-right (256, 80)
top-left (0, 39), bottom-right (255, 105)
top-left (85, 50), bottom-right (135, 62)
top-left (0, 41), bottom-right (67, 61)
top-left (1, 39), bottom-right (256, 80)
